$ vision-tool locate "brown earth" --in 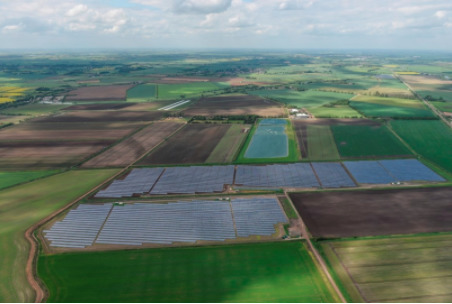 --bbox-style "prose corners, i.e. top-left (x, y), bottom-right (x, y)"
top-left (290, 187), bottom-right (452, 238)
top-left (33, 111), bottom-right (164, 122)
top-left (0, 140), bottom-right (113, 168)
top-left (292, 118), bottom-right (381, 126)
top-left (184, 95), bottom-right (286, 117)
top-left (65, 84), bottom-right (134, 101)
top-left (62, 103), bottom-right (135, 111)
top-left (292, 122), bottom-right (308, 158)
top-left (153, 77), bottom-right (212, 84)
top-left (138, 124), bottom-right (230, 164)
top-left (228, 77), bottom-right (273, 86)
top-left (0, 122), bottom-right (143, 141)
top-left (82, 121), bottom-right (184, 168)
